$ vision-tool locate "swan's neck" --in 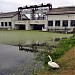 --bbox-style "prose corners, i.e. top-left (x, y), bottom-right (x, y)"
top-left (48, 55), bottom-right (52, 62)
